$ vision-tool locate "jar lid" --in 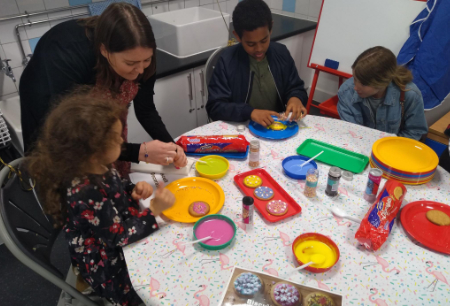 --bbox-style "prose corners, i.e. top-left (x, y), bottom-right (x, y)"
top-left (250, 140), bottom-right (260, 148)
top-left (342, 171), bottom-right (353, 181)
top-left (237, 125), bottom-right (245, 132)
top-left (243, 196), bottom-right (254, 205)
top-left (329, 166), bottom-right (342, 178)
